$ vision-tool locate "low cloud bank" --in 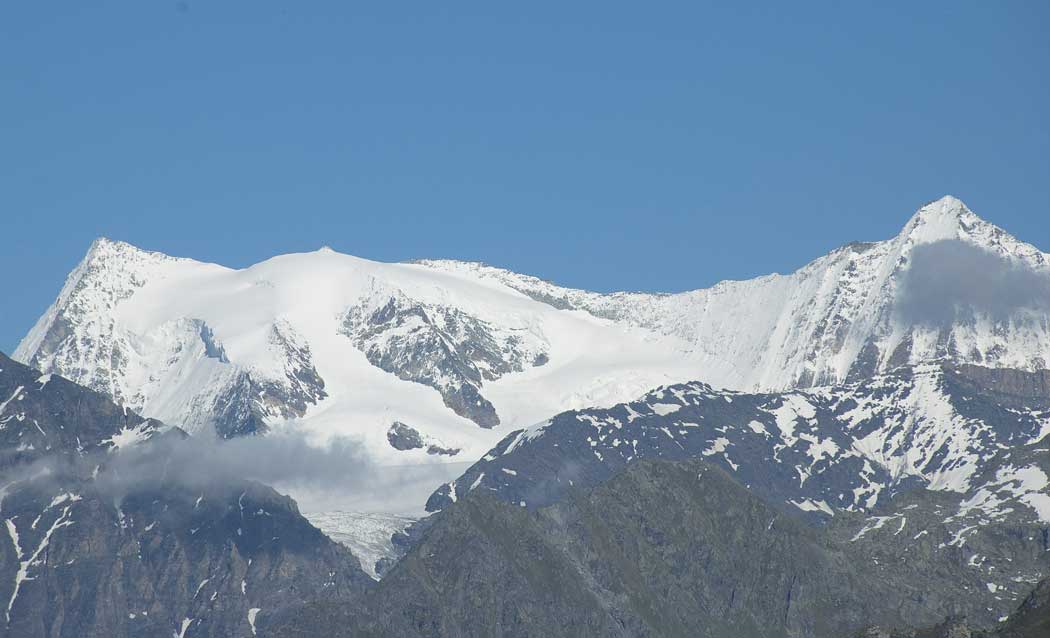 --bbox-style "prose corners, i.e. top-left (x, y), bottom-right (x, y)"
top-left (1, 428), bottom-right (465, 515)
top-left (896, 240), bottom-right (1050, 326)
top-left (99, 430), bottom-right (374, 495)
top-left (96, 429), bottom-right (464, 513)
